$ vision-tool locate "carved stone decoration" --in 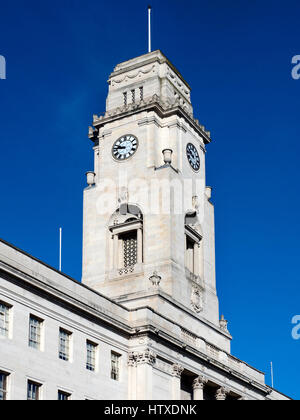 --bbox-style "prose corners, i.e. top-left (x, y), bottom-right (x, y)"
top-left (135, 349), bottom-right (157, 366)
top-left (112, 64), bottom-right (156, 86)
top-left (219, 315), bottom-right (229, 333)
top-left (215, 387), bottom-right (229, 401)
top-left (193, 375), bottom-right (208, 390)
top-left (149, 271), bottom-right (161, 288)
top-left (191, 286), bottom-right (203, 313)
top-left (172, 364), bottom-right (184, 378)
top-left (128, 352), bottom-right (137, 367)
top-left (118, 187), bottom-right (129, 206)
top-left (128, 349), bottom-right (156, 367)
